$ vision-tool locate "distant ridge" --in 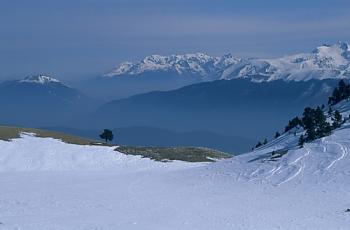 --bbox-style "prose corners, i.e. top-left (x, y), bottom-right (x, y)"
top-left (106, 41), bottom-right (350, 82)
